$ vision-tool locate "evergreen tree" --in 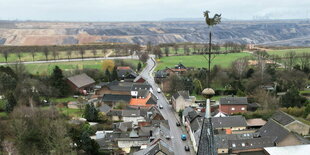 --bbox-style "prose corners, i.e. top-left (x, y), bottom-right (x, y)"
top-left (50, 66), bottom-right (69, 97)
top-left (137, 62), bottom-right (142, 72)
top-left (280, 87), bottom-right (307, 107)
top-left (111, 67), bottom-right (118, 81)
top-left (4, 91), bottom-right (17, 113)
top-left (83, 103), bottom-right (98, 122)
top-left (105, 69), bottom-right (111, 82)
